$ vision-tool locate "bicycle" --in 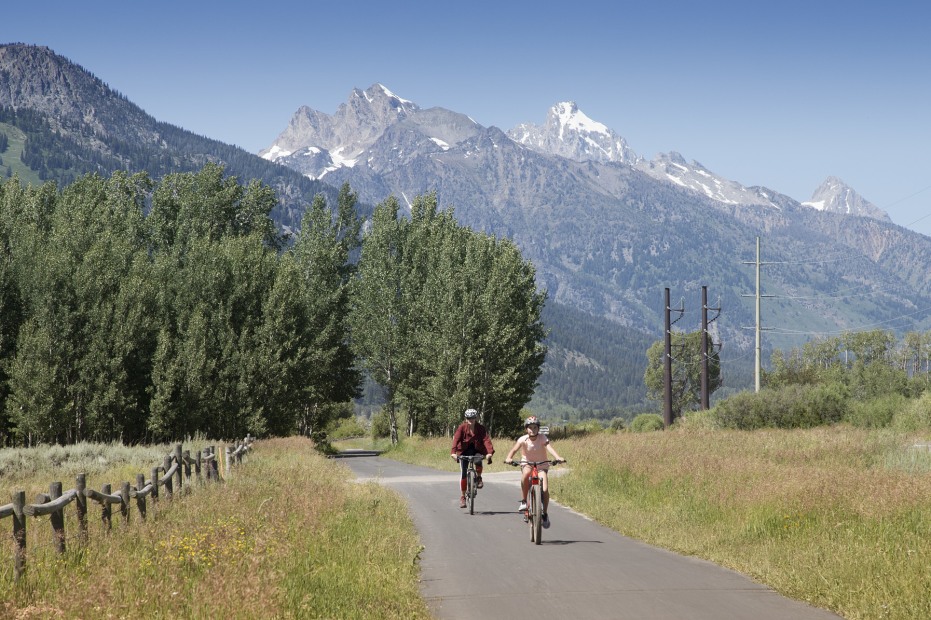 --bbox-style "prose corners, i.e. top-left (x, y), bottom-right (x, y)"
top-left (457, 454), bottom-right (485, 515)
top-left (509, 459), bottom-right (564, 544)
